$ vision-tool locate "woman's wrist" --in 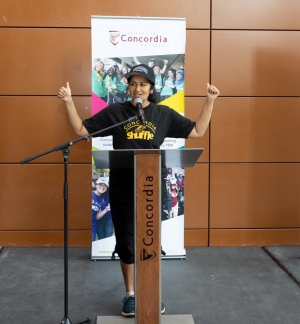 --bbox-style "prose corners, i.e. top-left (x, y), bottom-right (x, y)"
top-left (65, 98), bottom-right (73, 107)
top-left (206, 96), bottom-right (214, 106)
